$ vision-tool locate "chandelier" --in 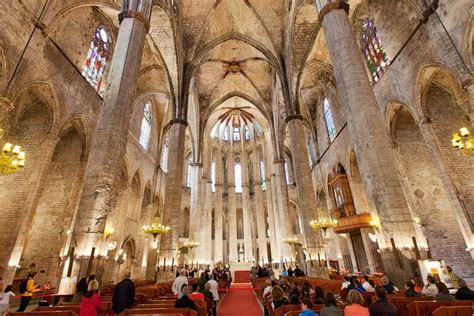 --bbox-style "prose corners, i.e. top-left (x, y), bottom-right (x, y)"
top-left (142, 217), bottom-right (170, 240)
top-left (310, 217), bottom-right (338, 233)
top-left (0, 129), bottom-right (26, 175)
top-left (283, 237), bottom-right (301, 245)
top-left (451, 127), bottom-right (472, 153)
top-left (182, 240), bottom-right (200, 249)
